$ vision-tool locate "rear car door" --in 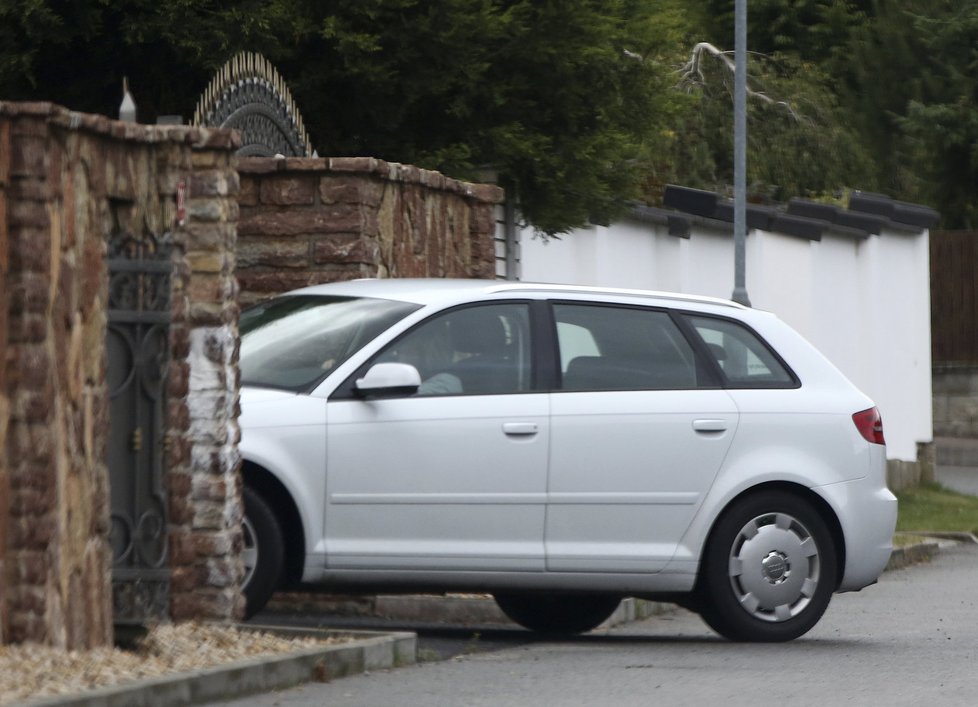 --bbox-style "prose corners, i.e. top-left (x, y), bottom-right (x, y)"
top-left (546, 302), bottom-right (739, 573)
top-left (325, 302), bottom-right (549, 571)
